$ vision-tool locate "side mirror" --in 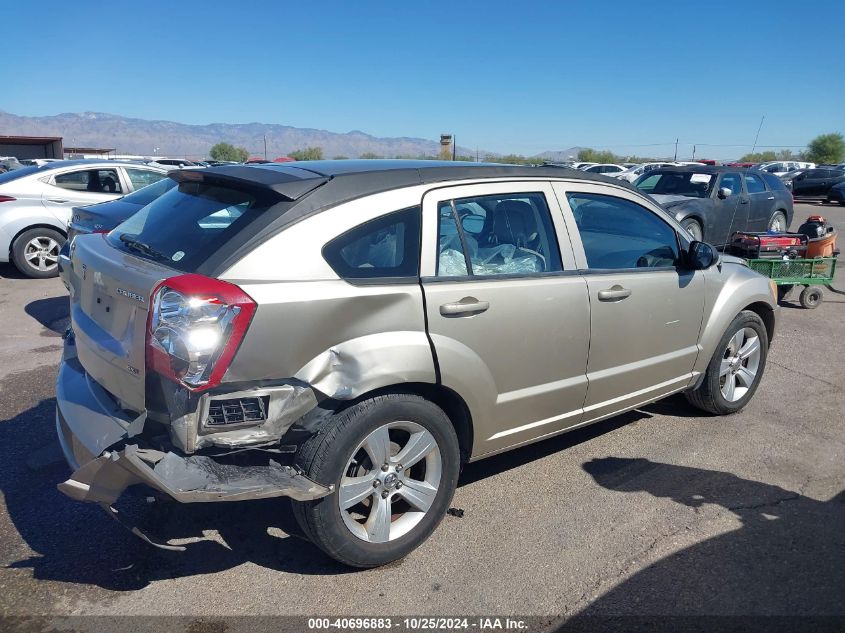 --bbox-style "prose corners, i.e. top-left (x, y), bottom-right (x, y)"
top-left (688, 241), bottom-right (718, 270)
top-left (460, 214), bottom-right (485, 234)
top-left (717, 187), bottom-right (732, 199)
